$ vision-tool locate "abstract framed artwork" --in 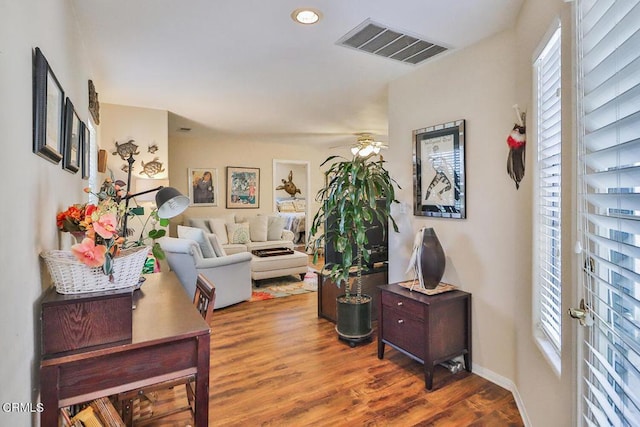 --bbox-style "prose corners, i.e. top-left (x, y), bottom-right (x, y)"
top-left (62, 97), bottom-right (81, 174)
top-left (413, 119), bottom-right (466, 219)
top-left (33, 47), bottom-right (64, 164)
top-left (189, 168), bottom-right (218, 206)
top-left (226, 166), bottom-right (260, 209)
